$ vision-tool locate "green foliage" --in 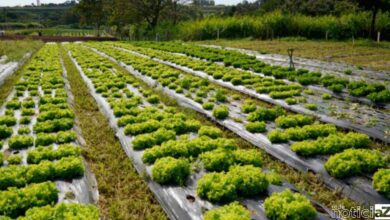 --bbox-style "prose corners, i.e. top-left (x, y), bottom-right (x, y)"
top-left (27, 145), bottom-right (82, 164)
top-left (373, 169), bottom-right (390, 199)
top-left (291, 132), bottom-right (371, 156)
top-left (132, 128), bottom-right (176, 150)
top-left (202, 102), bottom-right (214, 110)
top-left (268, 124), bottom-right (337, 143)
top-left (245, 121), bottom-right (266, 133)
top-left (18, 127), bottom-right (31, 135)
top-left (247, 107), bottom-right (285, 122)
top-left (19, 203), bottom-right (99, 220)
top-left (304, 103), bottom-right (317, 111)
top-left (264, 189), bottom-right (316, 220)
top-left (197, 165), bottom-right (268, 202)
top-left (0, 116), bottom-right (17, 126)
top-left (204, 202), bottom-right (251, 220)
top-left (275, 114), bottom-right (314, 128)
top-left (198, 126), bottom-right (223, 139)
top-left (152, 157), bottom-right (191, 185)
top-left (325, 149), bottom-right (387, 178)
top-left (212, 105), bottom-right (229, 120)
top-left (8, 135), bottom-right (34, 150)
top-left (0, 125), bottom-right (13, 139)
top-left (0, 182), bottom-right (58, 218)
top-left (7, 154), bottom-right (22, 165)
